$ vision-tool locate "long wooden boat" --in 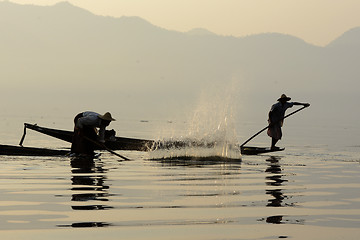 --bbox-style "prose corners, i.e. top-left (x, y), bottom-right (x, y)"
top-left (154, 140), bottom-right (284, 155)
top-left (20, 123), bottom-right (155, 151)
top-left (19, 123), bottom-right (284, 155)
top-left (0, 143), bottom-right (282, 157)
top-left (0, 144), bottom-right (69, 156)
top-left (240, 146), bottom-right (285, 155)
